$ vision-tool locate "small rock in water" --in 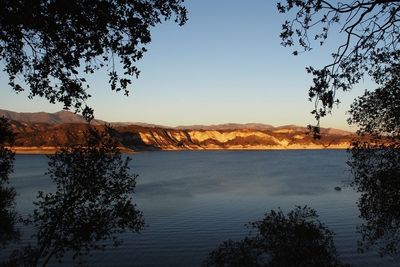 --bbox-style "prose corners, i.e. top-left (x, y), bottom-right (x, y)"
top-left (334, 186), bottom-right (342, 191)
